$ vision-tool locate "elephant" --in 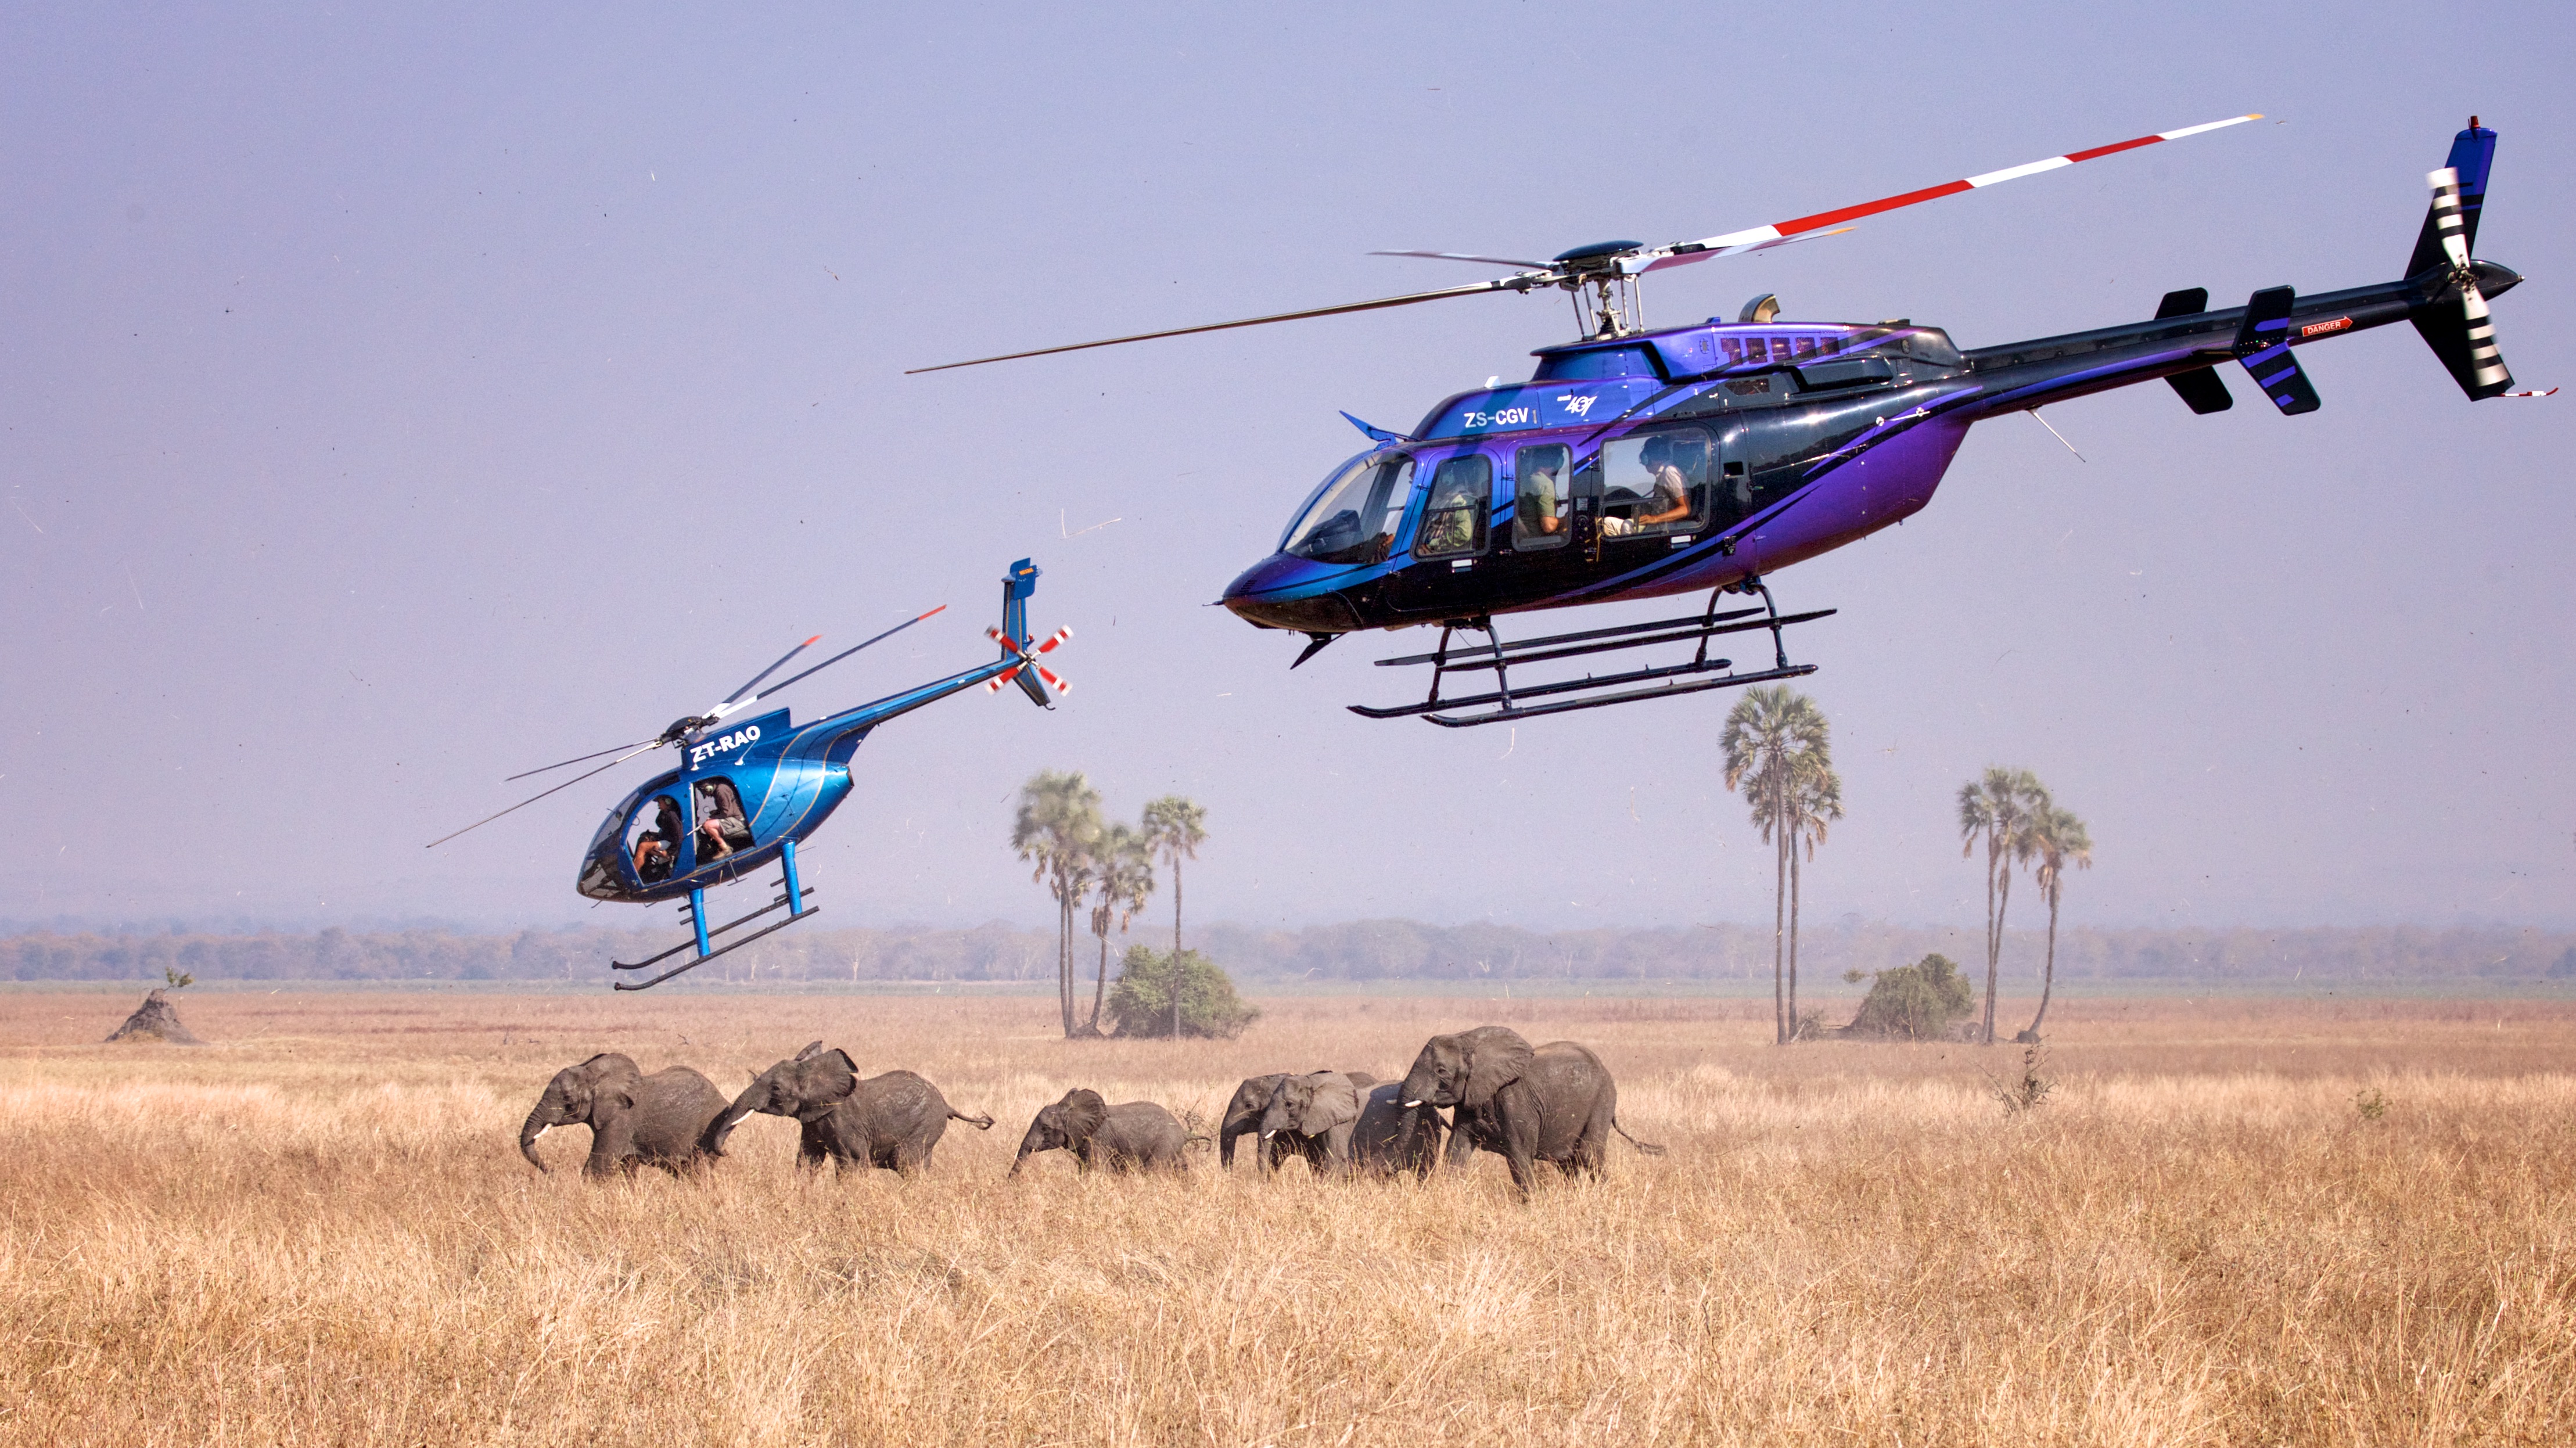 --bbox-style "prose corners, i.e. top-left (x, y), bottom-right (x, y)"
top-left (1220, 1069), bottom-right (1374, 1169)
top-left (519, 1052), bottom-right (727, 1177)
top-left (1255, 1069), bottom-right (1367, 1176)
top-left (1396, 1025), bottom-right (1664, 1197)
top-left (703, 1041), bottom-right (994, 1174)
top-left (1011, 1088), bottom-right (1191, 1174)
top-left (1351, 1081), bottom-right (1445, 1179)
